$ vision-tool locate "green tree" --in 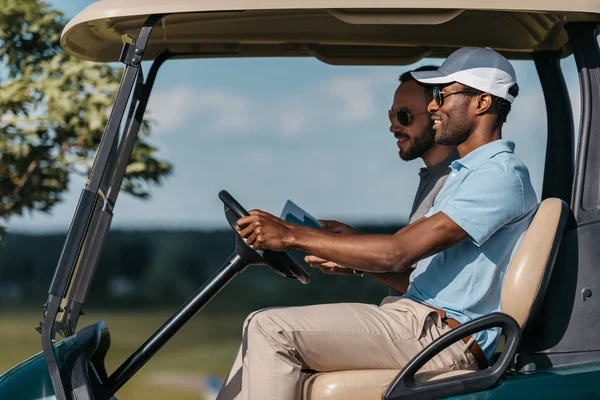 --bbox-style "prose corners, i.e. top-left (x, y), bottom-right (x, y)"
top-left (0, 0), bottom-right (172, 236)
